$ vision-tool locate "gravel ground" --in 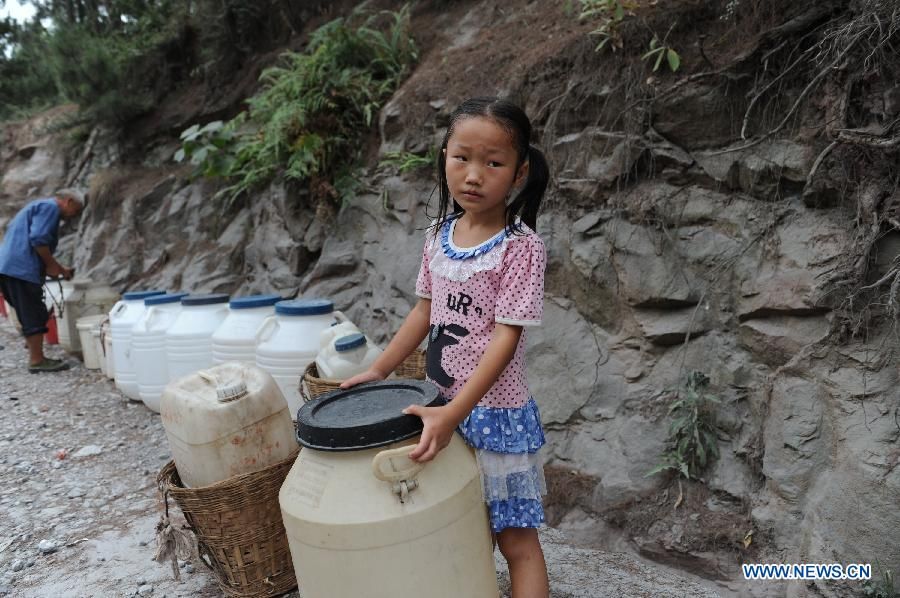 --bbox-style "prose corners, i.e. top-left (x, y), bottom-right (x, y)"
top-left (0, 317), bottom-right (720, 598)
